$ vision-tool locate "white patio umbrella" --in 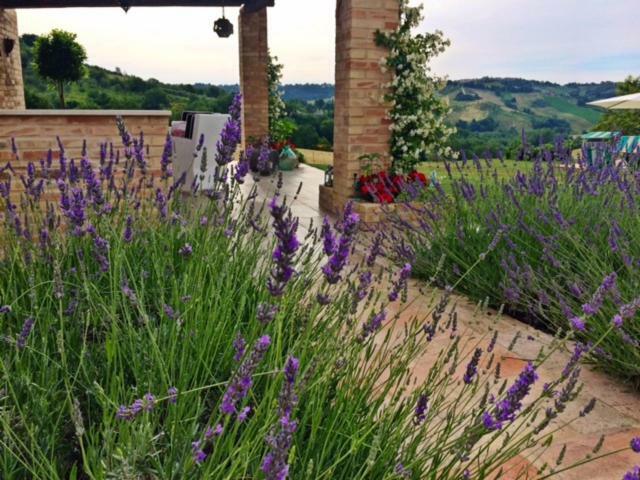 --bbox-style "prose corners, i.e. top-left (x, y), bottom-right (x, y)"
top-left (587, 92), bottom-right (640, 110)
